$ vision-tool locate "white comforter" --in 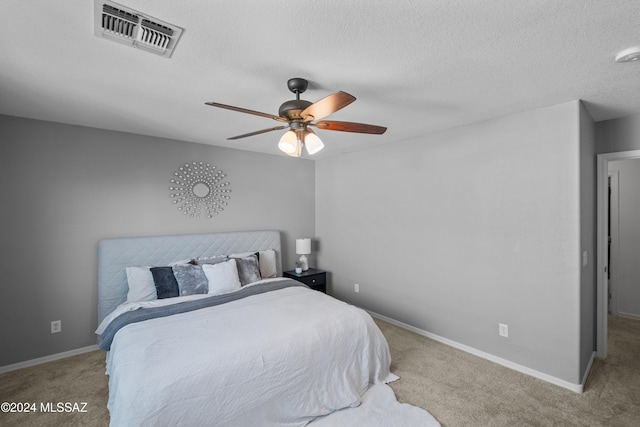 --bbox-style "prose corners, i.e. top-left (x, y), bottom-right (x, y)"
top-left (105, 283), bottom-right (395, 426)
